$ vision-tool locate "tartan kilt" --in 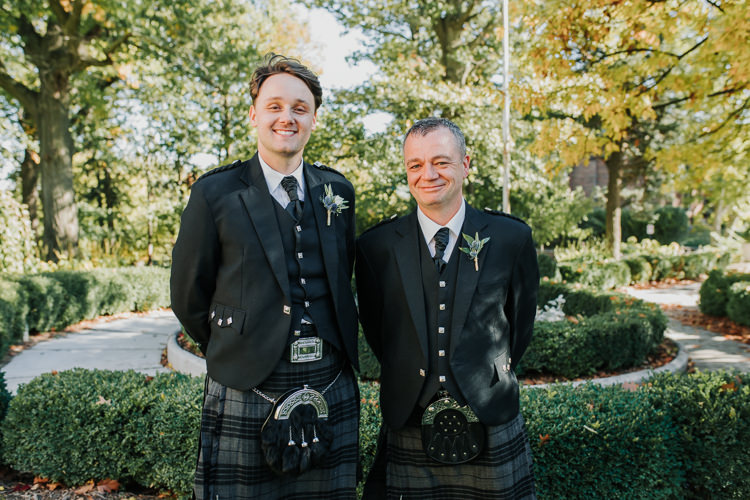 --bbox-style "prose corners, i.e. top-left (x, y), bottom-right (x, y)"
top-left (195, 346), bottom-right (359, 500)
top-left (385, 412), bottom-right (536, 500)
